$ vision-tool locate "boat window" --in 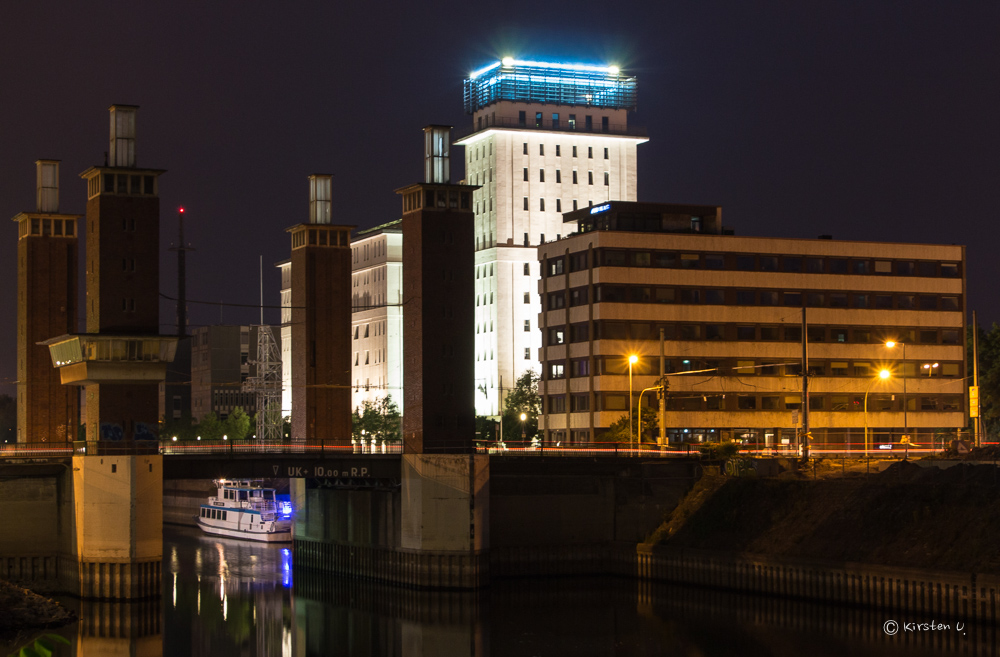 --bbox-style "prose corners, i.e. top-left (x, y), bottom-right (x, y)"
top-left (239, 491), bottom-right (248, 501)
top-left (222, 511), bottom-right (227, 520)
